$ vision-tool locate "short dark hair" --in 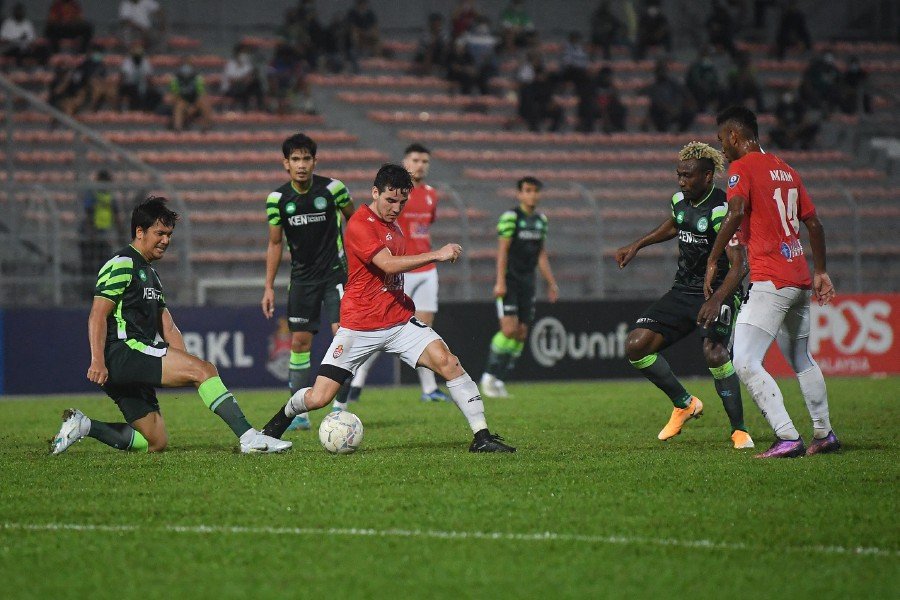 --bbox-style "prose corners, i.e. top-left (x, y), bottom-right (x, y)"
top-left (131, 196), bottom-right (178, 239)
top-left (373, 163), bottom-right (413, 193)
top-left (517, 176), bottom-right (543, 191)
top-left (282, 132), bottom-right (317, 159)
top-left (716, 105), bottom-right (759, 139)
top-left (404, 143), bottom-right (430, 155)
